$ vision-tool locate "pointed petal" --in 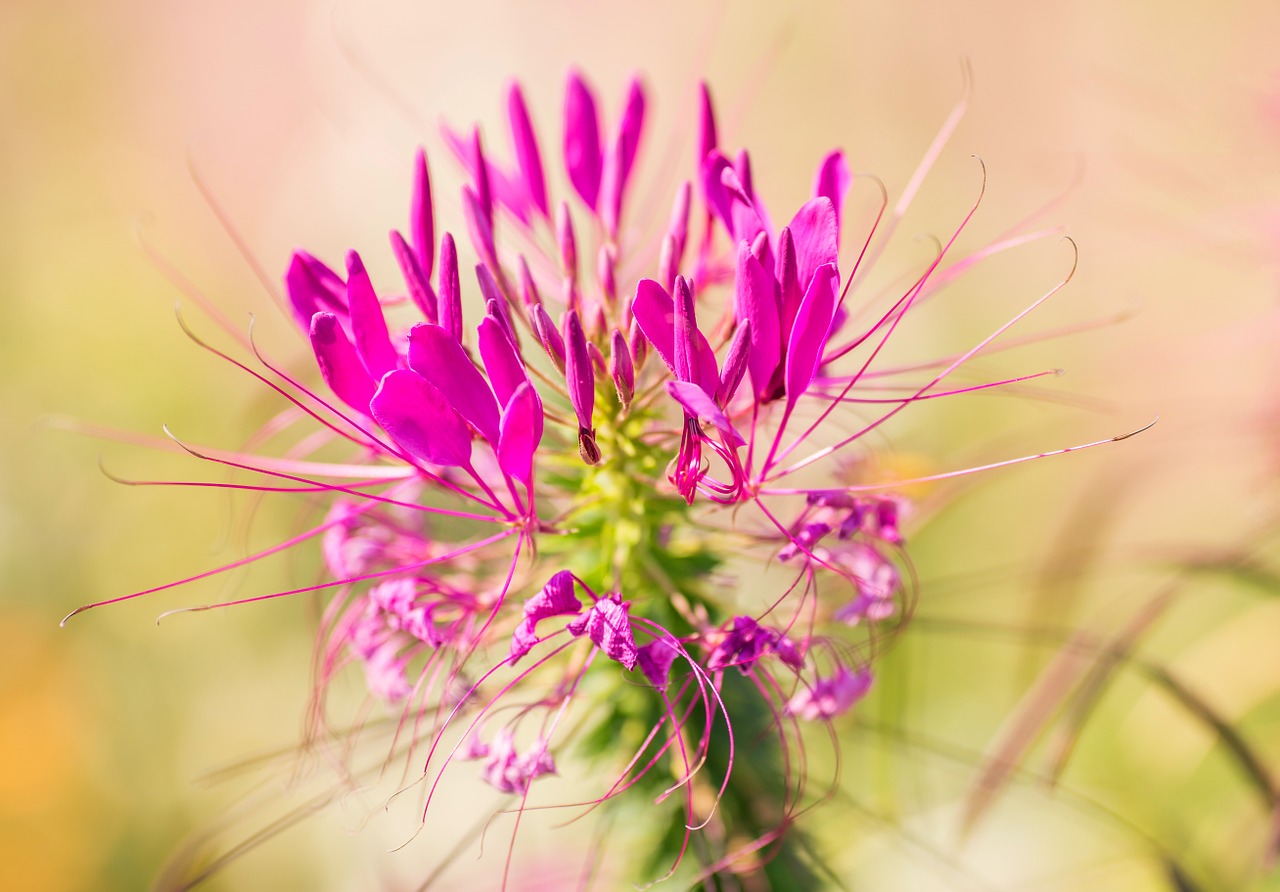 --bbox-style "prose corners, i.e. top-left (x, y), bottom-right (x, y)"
top-left (814, 150), bottom-right (852, 230)
top-left (497, 382), bottom-right (543, 486)
top-left (309, 312), bottom-right (376, 414)
top-left (407, 323), bottom-right (501, 447)
top-left (478, 315), bottom-right (527, 407)
top-left (438, 232), bottom-right (463, 343)
top-left (631, 277), bottom-right (720, 395)
top-left (776, 226), bottom-right (802, 340)
top-left (609, 328), bottom-right (634, 406)
top-left (564, 70), bottom-right (603, 210)
top-left (672, 276), bottom-right (696, 384)
top-left (784, 263), bottom-right (839, 412)
top-left (389, 229), bottom-right (438, 324)
top-left (462, 186), bottom-right (498, 272)
top-left (286, 251), bottom-right (345, 330)
top-left (667, 380), bottom-right (745, 448)
top-left (371, 369), bottom-right (472, 468)
top-left (562, 308), bottom-right (594, 430)
top-left (788, 197), bottom-right (839, 293)
top-left (345, 250), bottom-right (399, 380)
top-left (631, 278), bottom-right (676, 373)
top-left (531, 303), bottom-right (566, 371)
top-left (600, 77), bottom-right (646, 237)
top-left (734, 240), bottom-right (781, 399)
top-left (697, 82), bottom-right (718, 180)
top-left (411, 148), bottom-right (435, 279)
top-left (507, 82), bottom-right (549, 218)
top-left (717, 319), bottom-right (751, 406)
top-left (517, 255), bottom-right (542, 309)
